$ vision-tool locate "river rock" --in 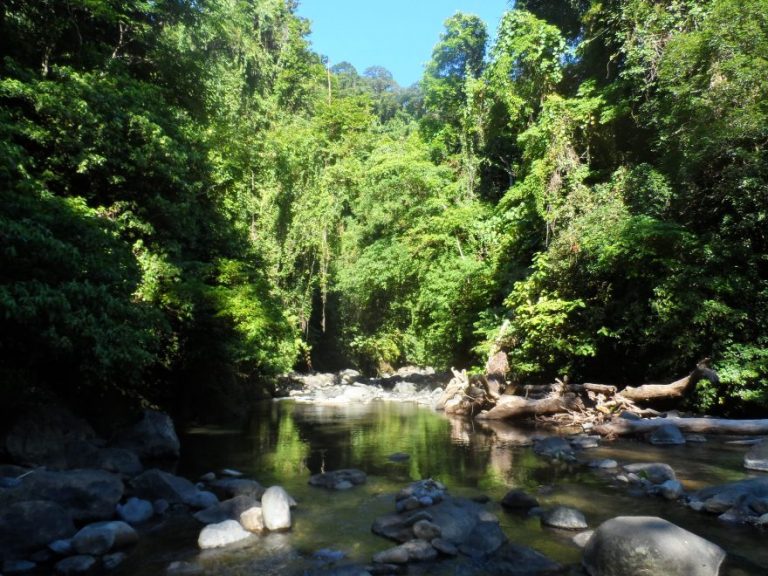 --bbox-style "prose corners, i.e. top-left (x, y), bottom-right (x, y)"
top-left (55, 555), bottom-right (97, 575)
top-left (694, 477), bottom-right (768, 516)
top-left (458, 520), bottom-right (507, 557)
top-left (481, 542), bottom-right (562, 574)
top-left (623, 462), bottom-right (676, 484)
top-left (185, 490), bottom-right (218, 509)
top-left (262, 486), bottom-right (293, 531)
top-left (500, 489), bottom-right (539, 511)
top-left (572, 530), bottom-right (594, 548)
top-left (431, 538), bottom-right (457, 556)
top-left (649, 423), bottom-right (686, 446)
top-left (0, 500), bottom-right (76, 559)
top-left (5, 406), bottom-right (98, 467)
top-left (198, 520), bottom-right (251, 549)
top-left (372, 539), bottom-right (437, 564)
top-left (102, 552), bottom-right (126, 571)
top-left (309, 469), bottom-right (367, 490)
top-left (131, 469), bottom-right (200, 505)
top-left (540, 506), bottom-right (588, 530)
top-left (193, 495), bottom-right (258, 524)
top-left (49, 539), bottom-right (74, 555)
top-left (590, 459), bottom-right (618, 470)
top-left (412, 519), bottom-right (441, 540)
top-left (208, 478), bottom-right (264, 500)
top-left (744, 438), bottom-right (768, 471)
top-left (395, 479), bottom-right (445, 509)
top-left (117, 497), bottom-right (154, 525)
top-left (570, 435), bottom-right (600, 449)
top-left (583, 516), bottom-right (725, 576)
top-left (113, 410), bottom-right (180, 460)
top-left (658, 479), bottom-right (684, 500)
top-left (2, 560), bottom-right (36, 574)
top-left (239, 505), bottom-right (264, 532)
top-left (533, 437), bottom-right (575, 460)
top-left (373, 497), bottom-right (488, 545)
top-left (73, 521), bottom-right (138, 555)
top-left (95, 448), bottom-right (143, 477)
